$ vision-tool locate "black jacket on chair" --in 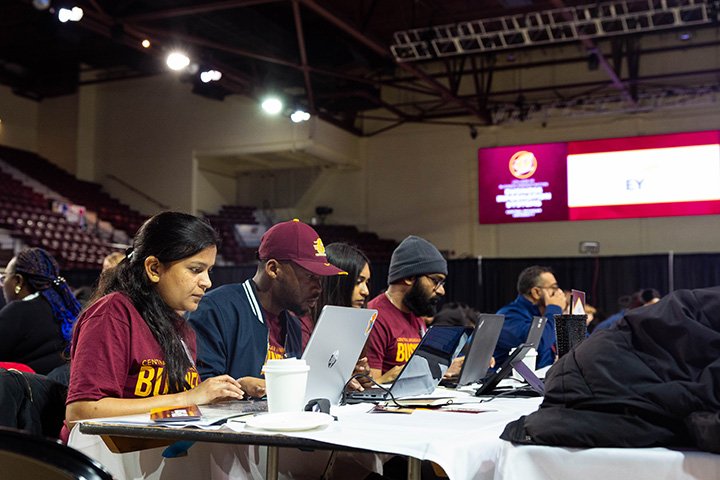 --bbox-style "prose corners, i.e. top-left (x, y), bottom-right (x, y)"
top-left (0, 369), bottom-right (67, 439)
top-left (501, 286), bottom-right (720, 453)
